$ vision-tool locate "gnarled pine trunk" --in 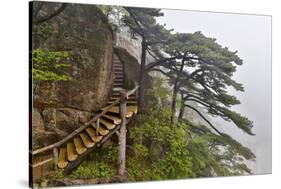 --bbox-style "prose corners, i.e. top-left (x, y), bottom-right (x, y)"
top-left (170, 58), bottom-right (185, 126)
top-left (138, 41), bottom-right (147, 114)
top-left (118, 92), bottom-right (127, 176)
